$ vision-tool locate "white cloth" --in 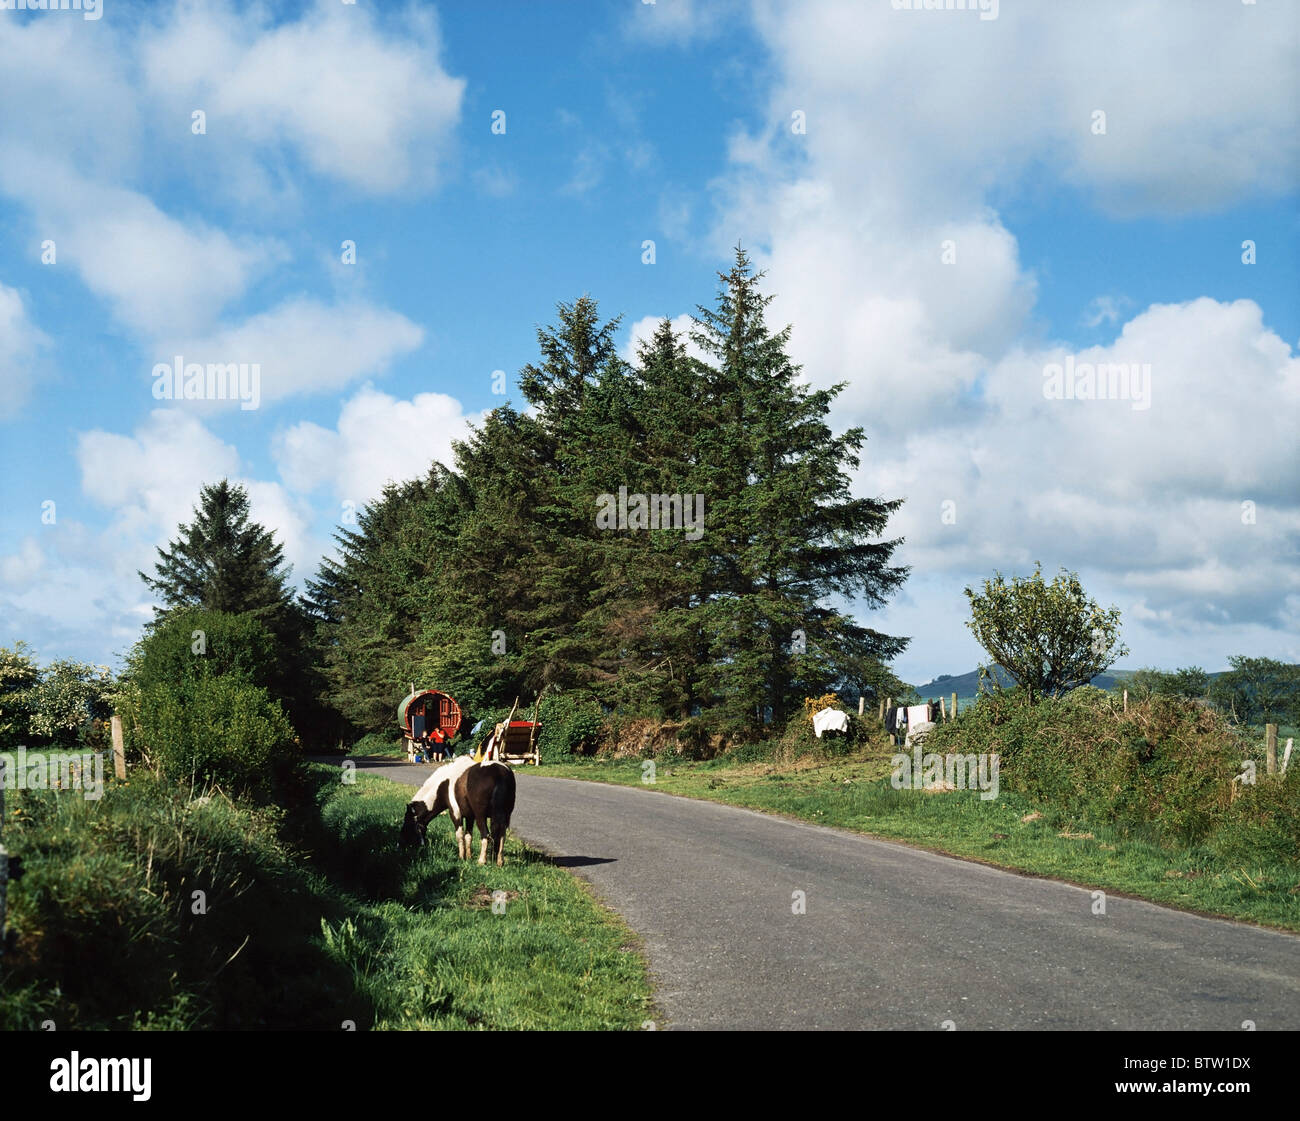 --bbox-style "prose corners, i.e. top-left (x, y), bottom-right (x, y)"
top-left (812, 707), bottom-right (850, 738)
top-left (906, 704), bottom-right (931, 728)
